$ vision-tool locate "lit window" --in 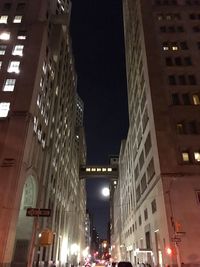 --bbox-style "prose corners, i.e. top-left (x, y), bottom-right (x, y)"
top-left (13, 16), bottom-right (22, 23)
top-left (0, 102), bottom-right (10, 117)
top-left (163, 46), bottom-right (169, 51)
top-left (114, 181), bottom-right (117, 185)
top-left (107, 168), bottom-right (112, 172)
top-left (182, 152), bottom-right (190, 162)
top-left (0, 32), bottom-right (10, 40)
top-left (12, 45), bottom-right (24, 56)
top-left (102, 168), bottom-right (106, 172)
top-left (97, 168), bottom-right (101, 172)
top-left (0, 45), bottom-right (7, 55)
top-left (86, 168), bottom-right (91, 172)
top-left (194, 152), bottom-right (200, 162)
top-left (172, 46), bottom-right (178, 51)
top-left (7, 61), bottom-right (20, 73)
top-left (17, 31), bottom-right (26, 40)
top-left (3, 79), bottom-right (16, 91)
top-left (192, 94), bottom-right (200, 105)
top-left (91, 168), bottom-right (96, 172)
top-left (0, 15), bottom-right (8, 24)
top-left (0, 61), bottom-right (2, 69)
